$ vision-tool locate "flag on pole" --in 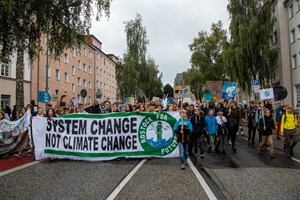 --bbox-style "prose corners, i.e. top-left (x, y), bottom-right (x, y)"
top-left (259, 88), bottom-right (274, 100)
